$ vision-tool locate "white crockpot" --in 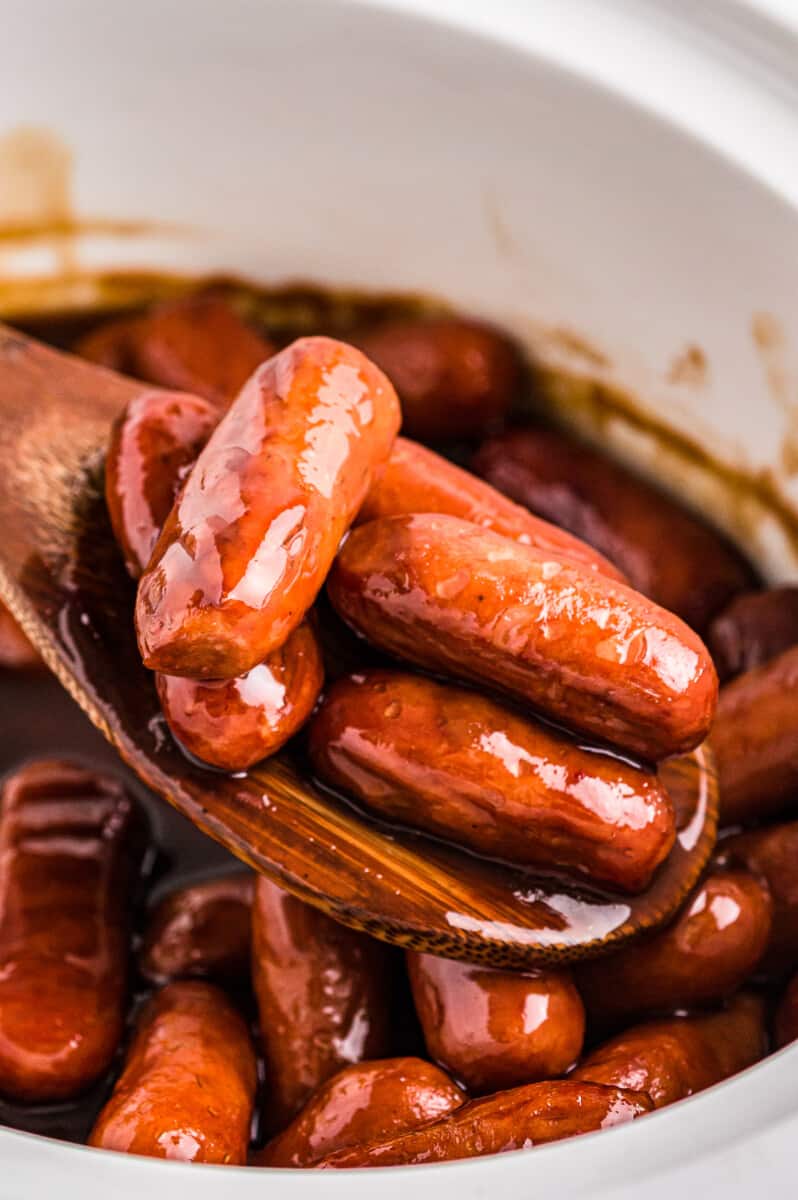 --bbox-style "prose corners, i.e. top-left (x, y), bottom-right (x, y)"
top-left (1, 1), bottom-right (797, 1195)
